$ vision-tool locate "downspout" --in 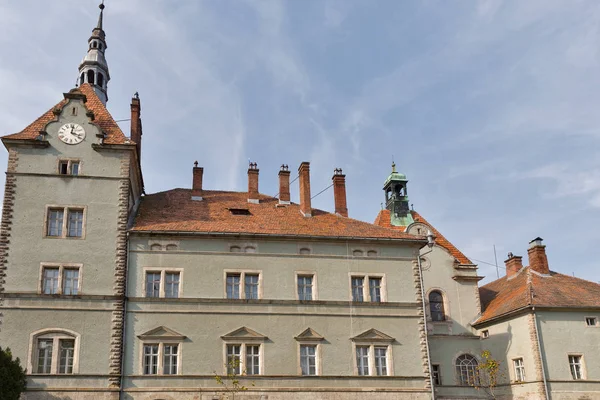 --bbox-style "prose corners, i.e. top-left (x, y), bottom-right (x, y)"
top-left (418, 249), bottom-right (435, 400)
top-left (532, 307), bottom-right (550, 400)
